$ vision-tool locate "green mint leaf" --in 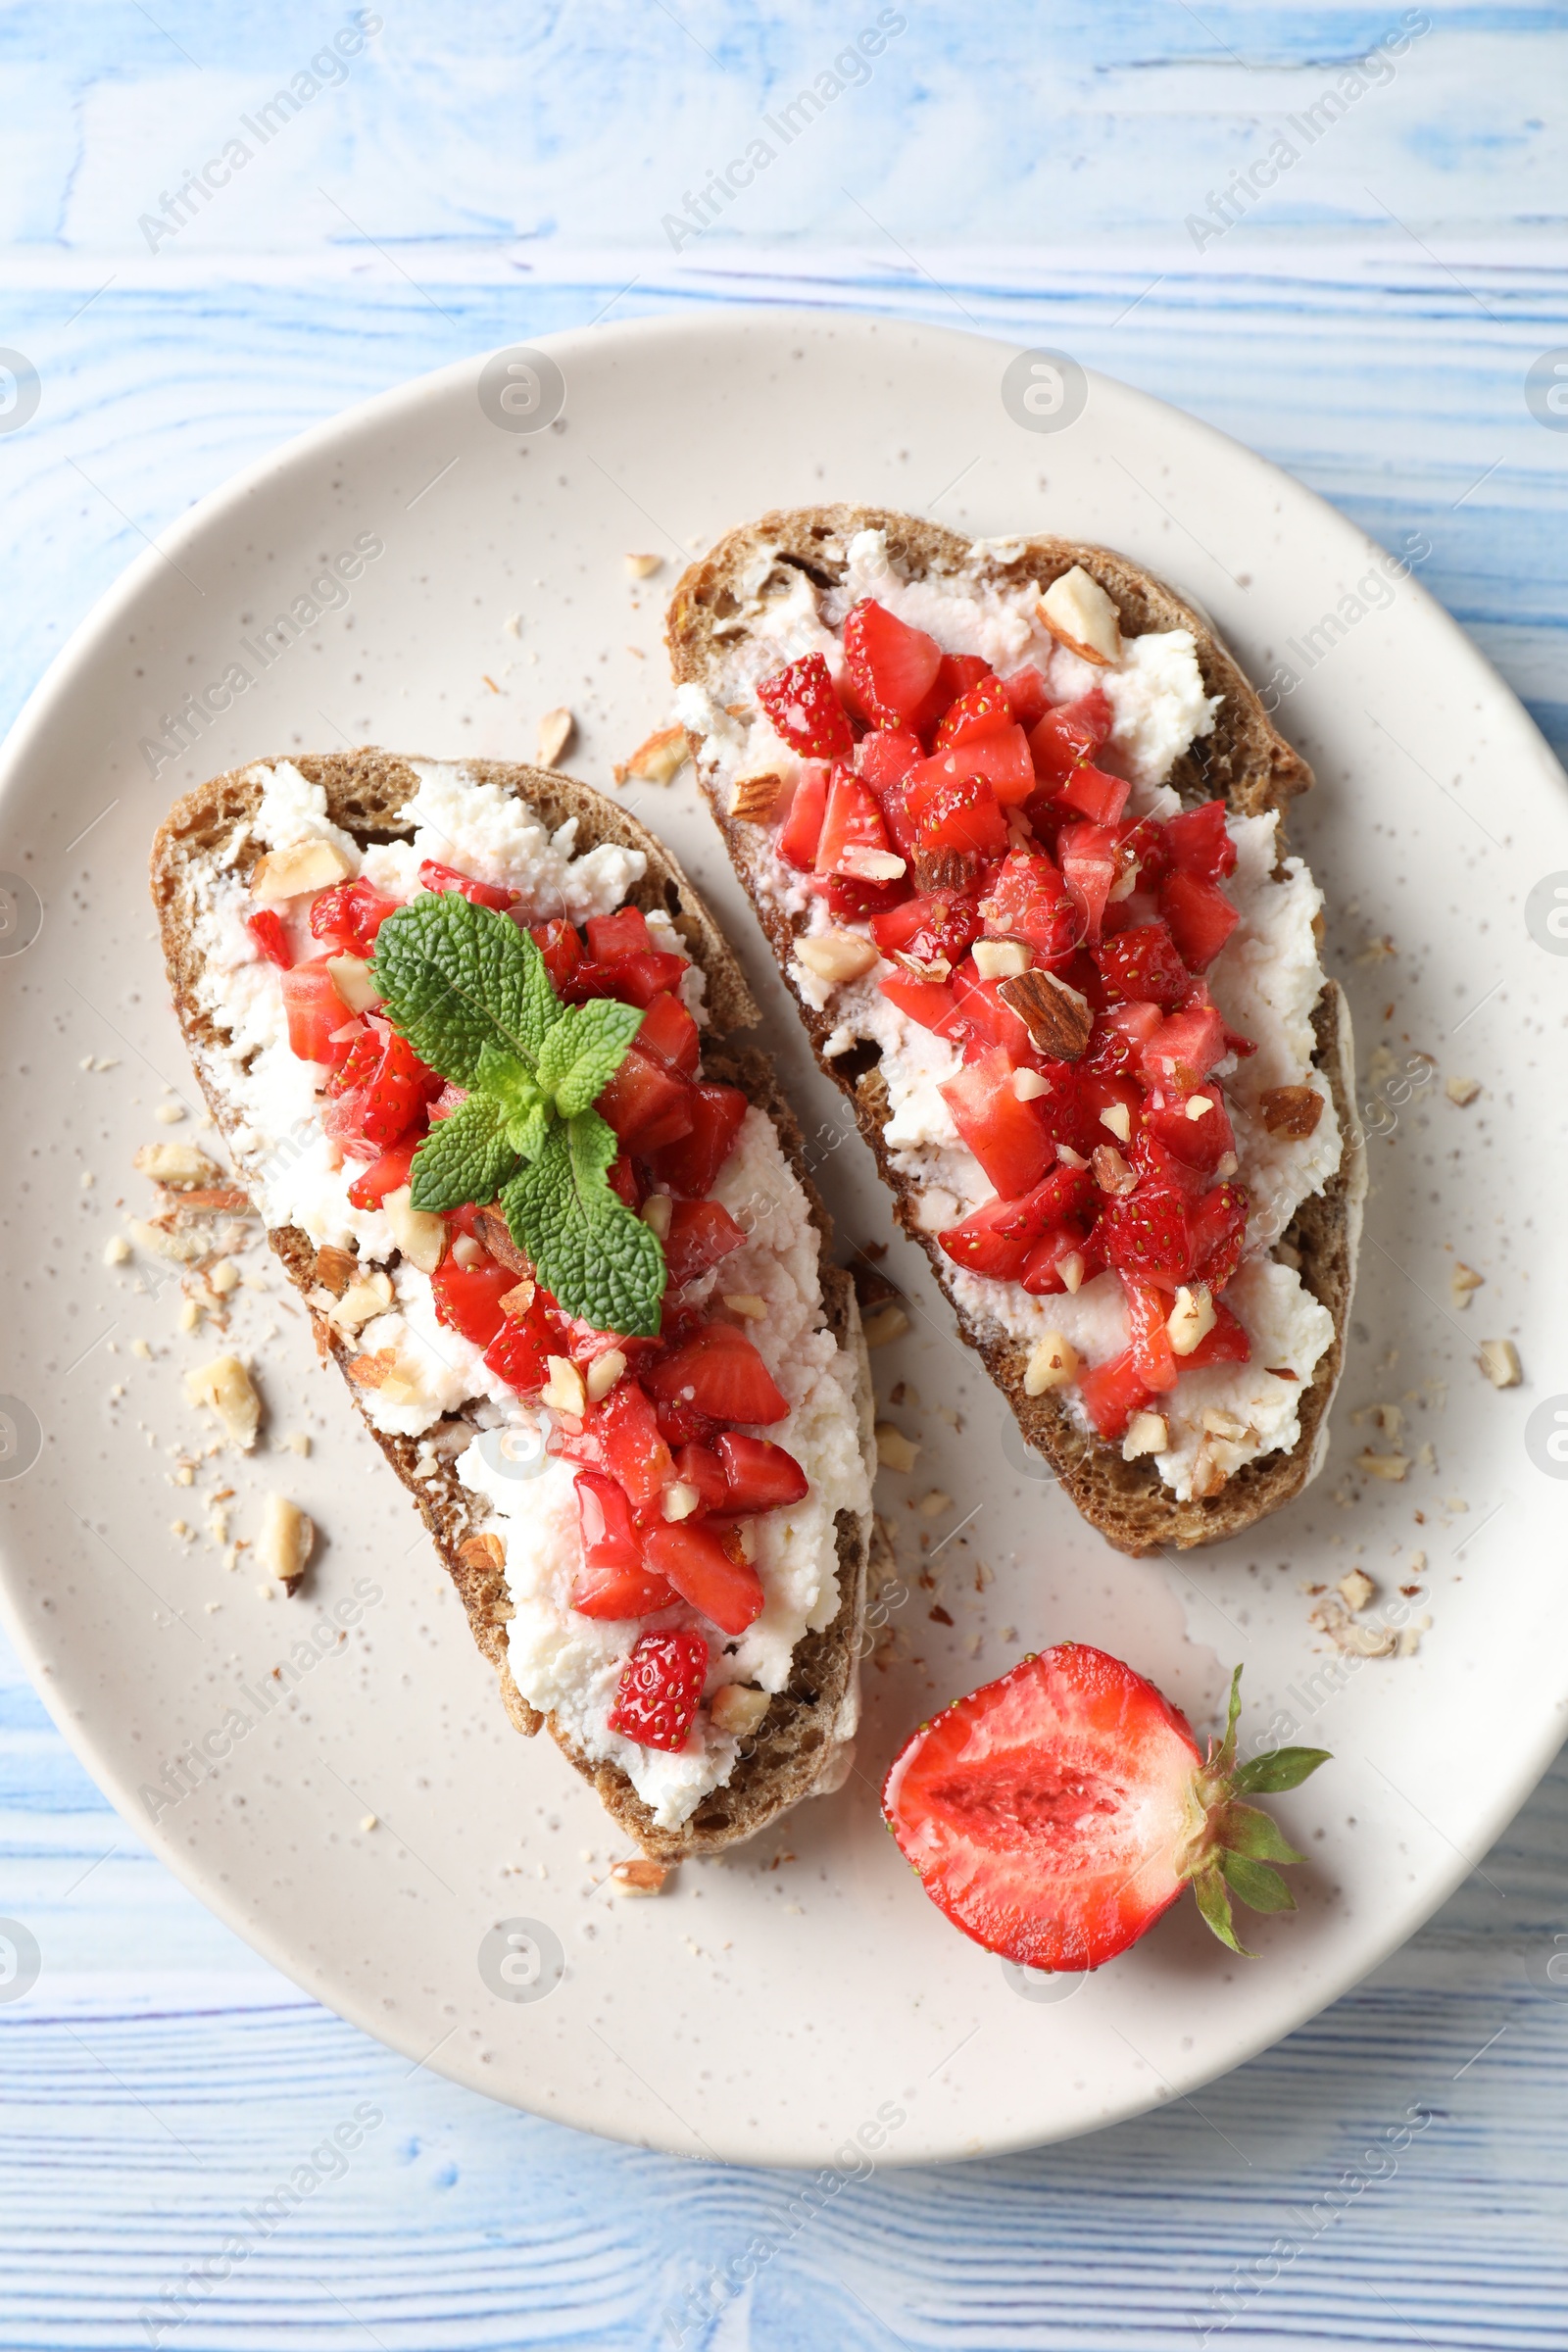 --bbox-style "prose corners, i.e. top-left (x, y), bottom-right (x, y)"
top-left (1233, 1746), bottom-right (1332, 1795)
top-left (370, 893), bottom-right (557, 1090)
top-left (507, 1101), bottom-right (553, 1163)
top-left (1217, 1851), bottom-right (1297, 1915)
top-left (408, 1097), bottom-right (520, 1214)
top-left (500, 1108), bottom-right (665, 1337)
top-left (535, 999), bottom-right (644, 1120)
